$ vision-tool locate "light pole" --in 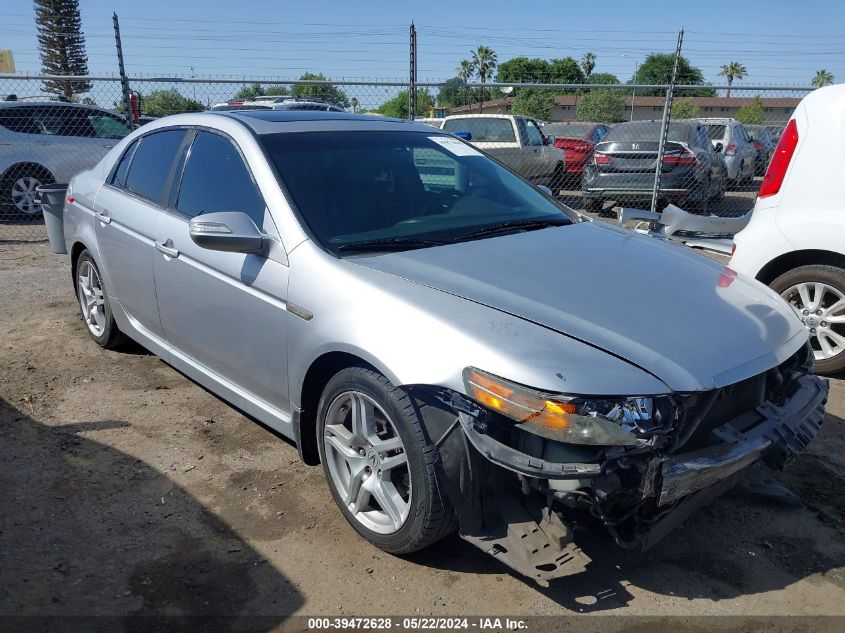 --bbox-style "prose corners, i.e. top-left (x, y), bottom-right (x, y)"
top-left (631, 60), bottom-right (640, 121)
